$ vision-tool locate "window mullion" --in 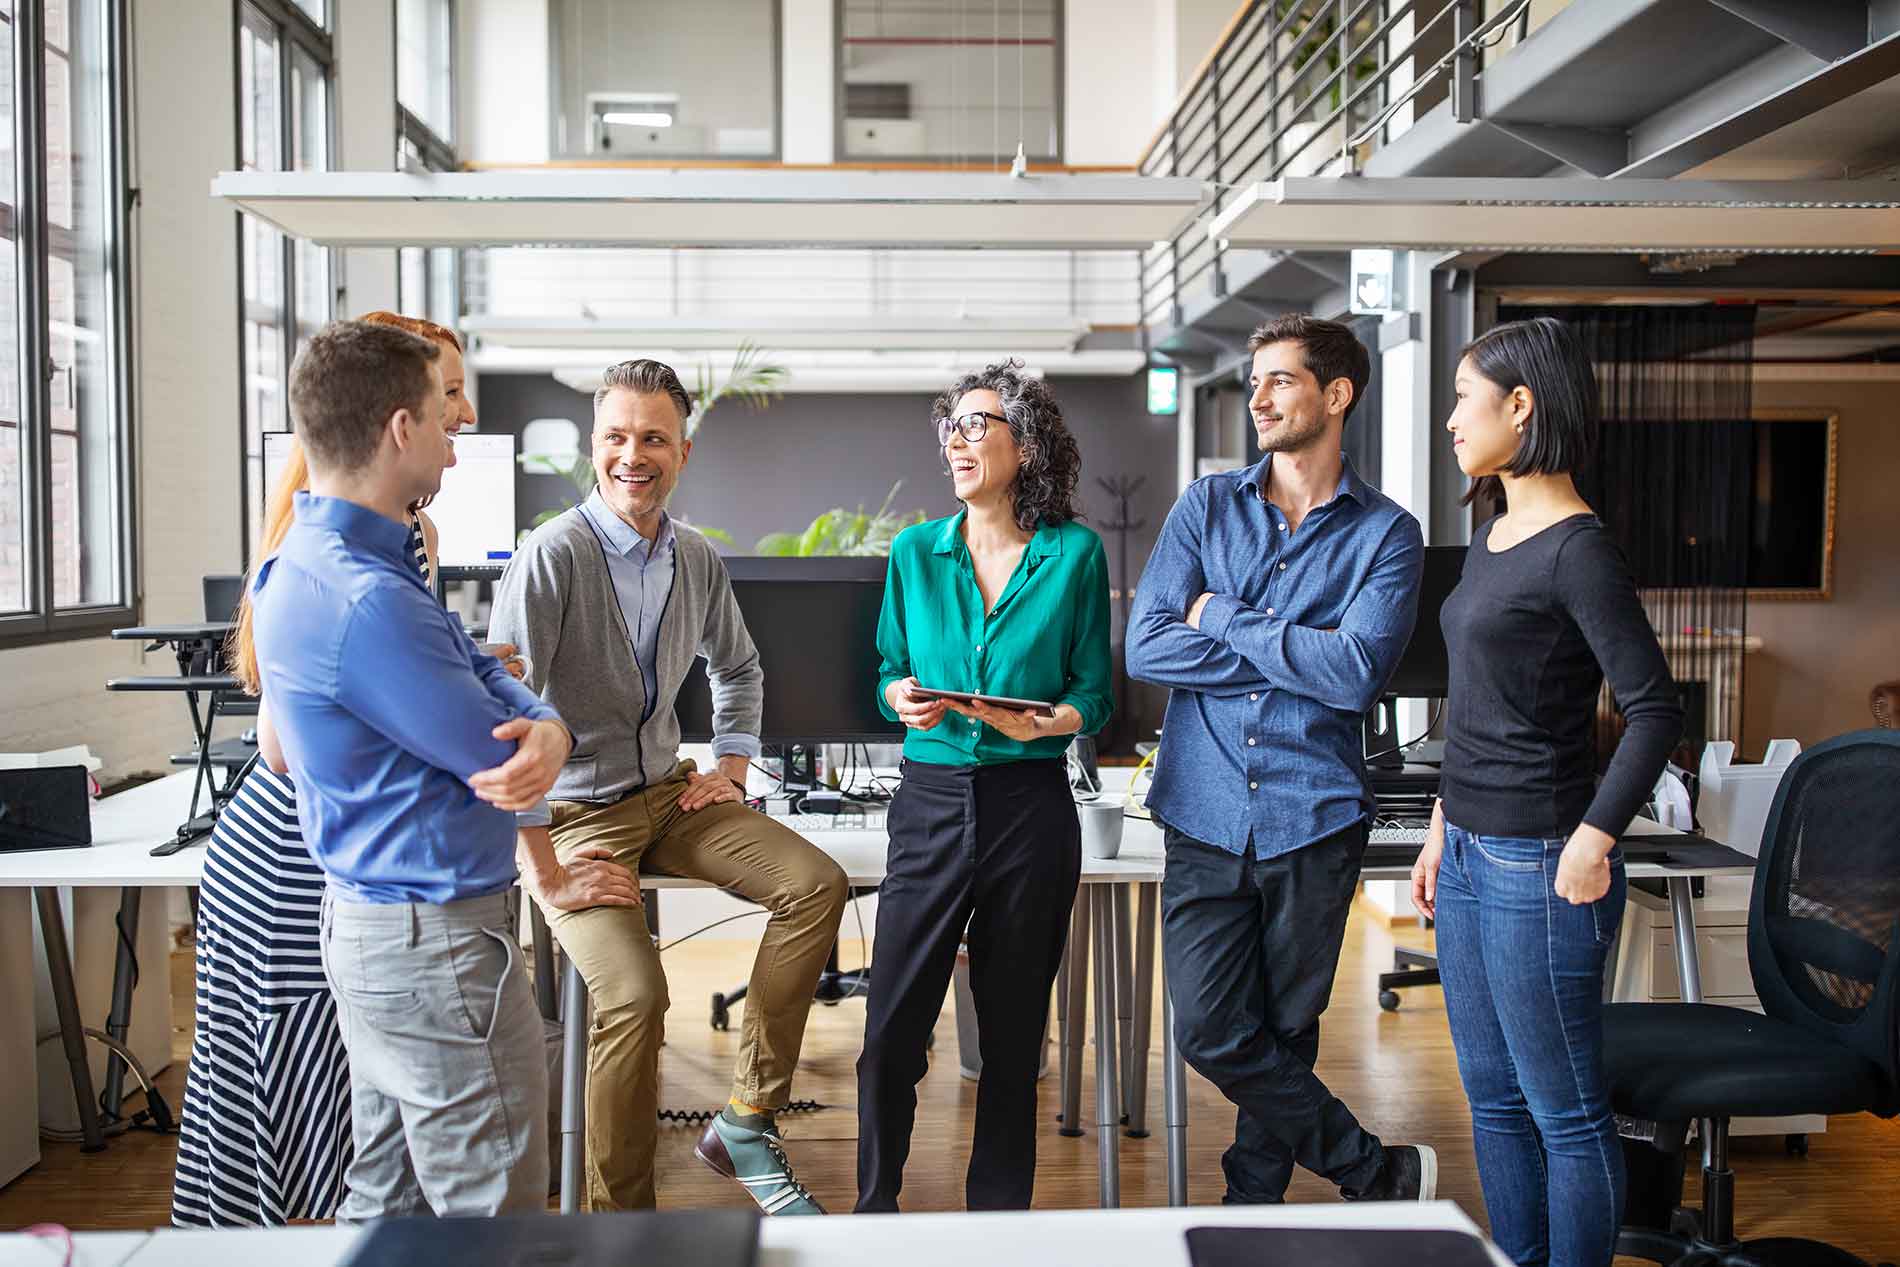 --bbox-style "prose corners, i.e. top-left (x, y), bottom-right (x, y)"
top-left (16, 0), bottom-right (53, 627)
